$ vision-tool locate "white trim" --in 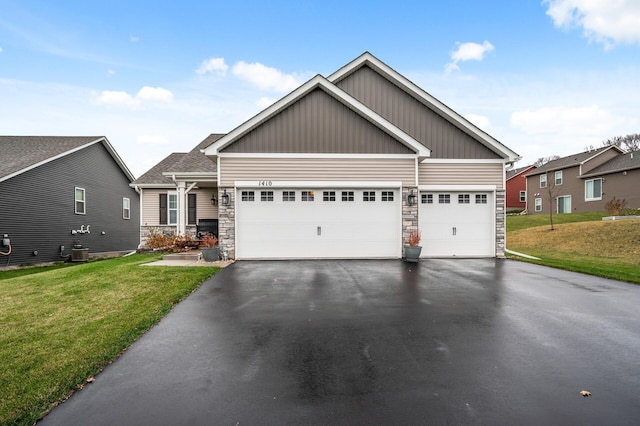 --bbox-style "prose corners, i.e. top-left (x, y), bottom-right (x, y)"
top-left (234, 180), bottom-right (403, 189)
top-left (420, 158), bottom-right (507, 164)
top-left (418, 184), bottom-right (496, 191)
top-left (122, 197), bottom-right (131, 220)
top-left (217, 152), bottom-right (417, 159)
top-left (130, 183), bottom-right (176, 189)
top-left (161, 172), bottom-right (217, 181)
top-left (75, 186), bottom-right (86, 215)
top-left (328, 52), bottom-right (521, 163)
